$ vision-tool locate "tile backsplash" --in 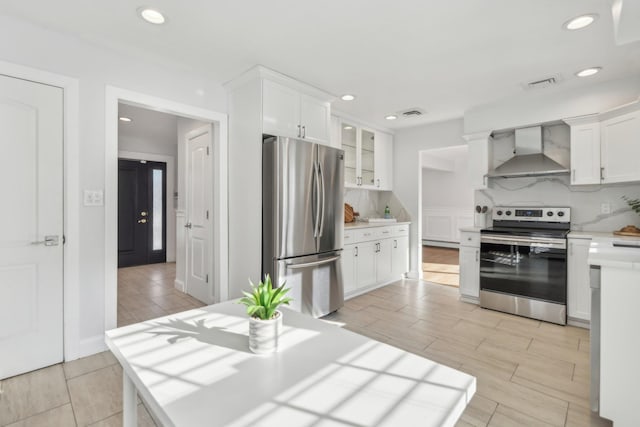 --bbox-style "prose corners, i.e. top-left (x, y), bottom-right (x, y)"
top-left (475, 175), bottom-right (640, 232)
top-left (344, 188), bottom-right (410, 222)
